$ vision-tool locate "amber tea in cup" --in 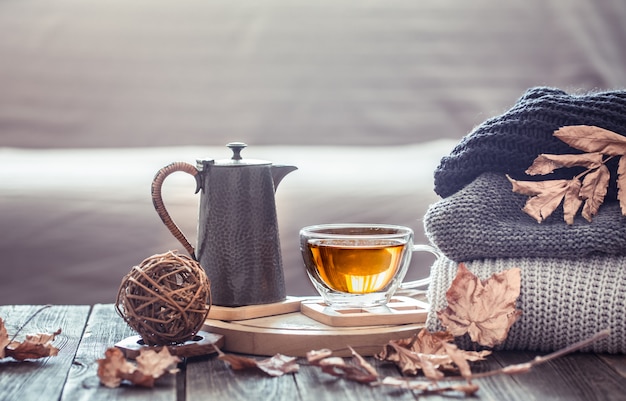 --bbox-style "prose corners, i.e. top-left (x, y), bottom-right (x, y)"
top-left (300, 224), bottom-right (440, 309)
